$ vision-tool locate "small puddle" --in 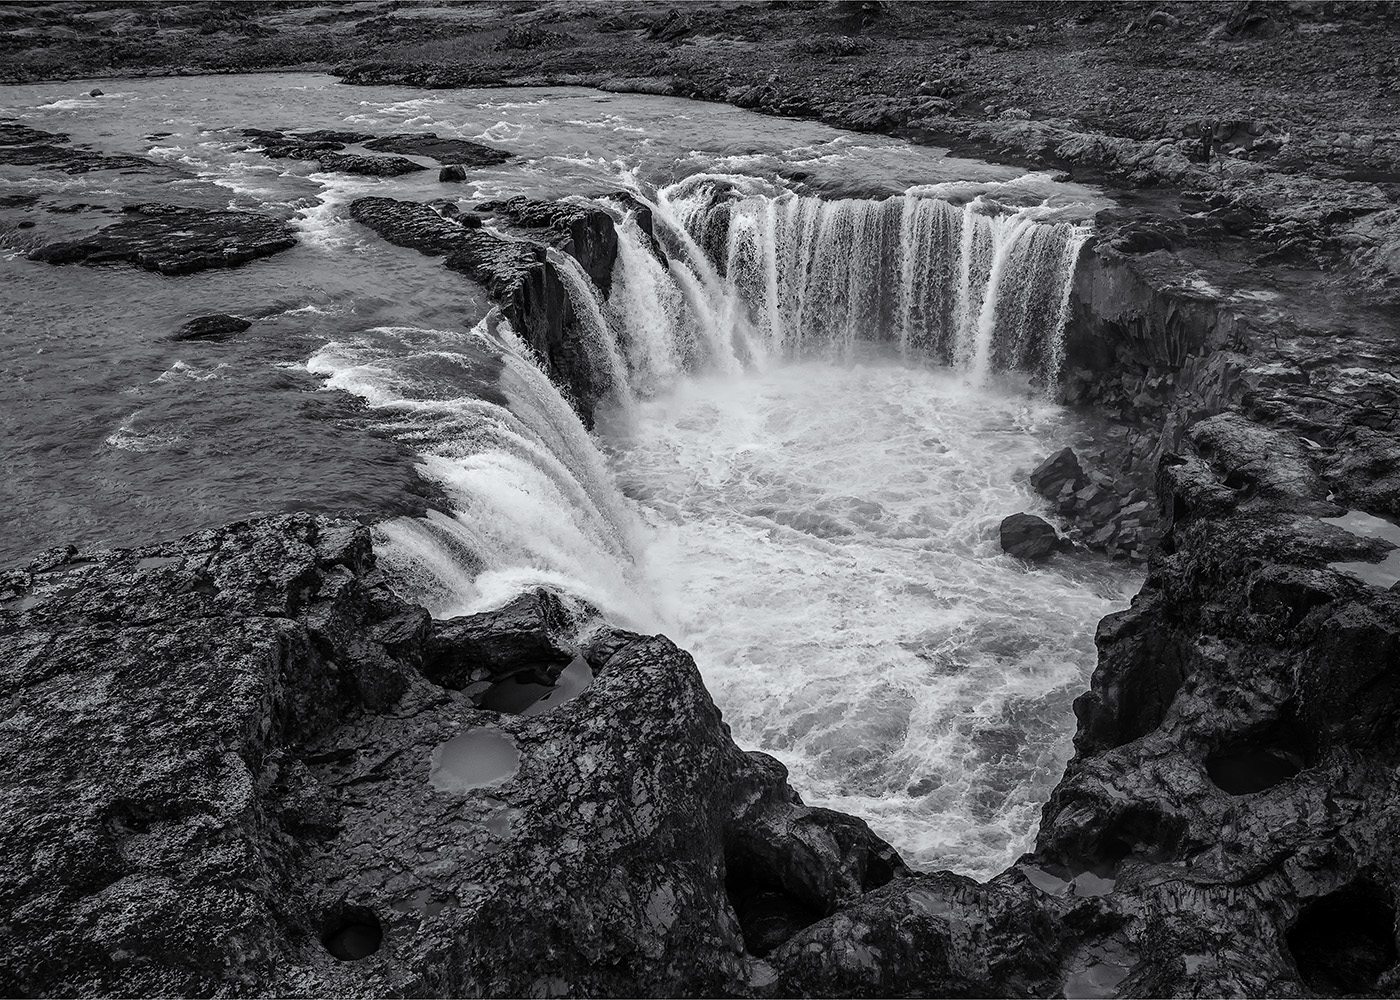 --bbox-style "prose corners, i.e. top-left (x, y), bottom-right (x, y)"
top-left (428, 729), bottom-right (520, 793)
top-left (479, 656), bottom-right (593, 717)
top-left (1321, 510), bottom-right (1400, 588)
top-left (1021, 863), bottom-right (1116, 898)
top-left (135, 555), bottom-right (181, 571)
top-left (1206, 747), bottom-right (1303, 795)
top-left (1063, 958), bottom-right (1130, 999)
